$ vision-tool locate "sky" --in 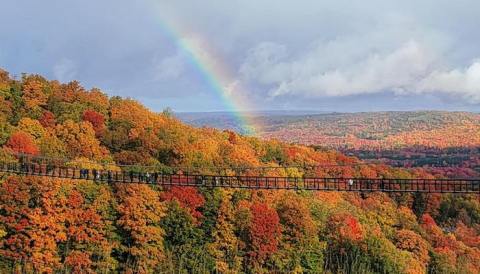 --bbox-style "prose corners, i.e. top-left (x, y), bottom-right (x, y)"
top-left (1, 0), bottom-right (480, 113)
